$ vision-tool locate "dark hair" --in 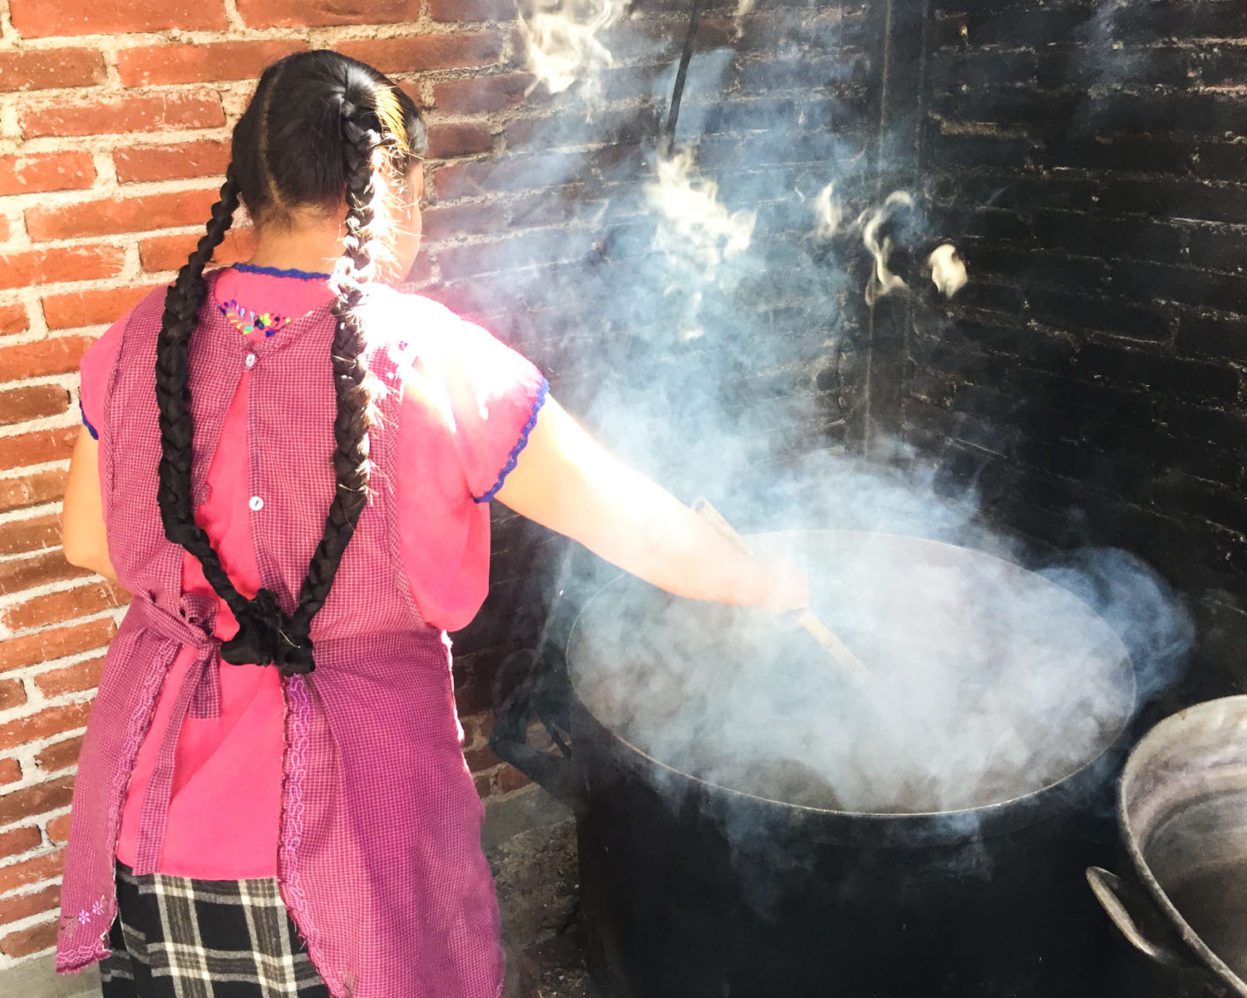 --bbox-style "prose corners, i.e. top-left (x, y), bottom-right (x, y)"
top-left (155, 51), bottom-right (427, 675)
